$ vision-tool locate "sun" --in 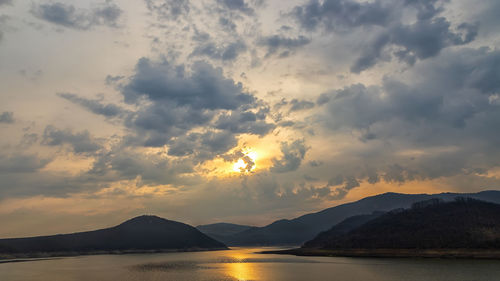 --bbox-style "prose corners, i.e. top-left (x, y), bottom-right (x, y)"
top-left (233, 151), bottom-right (258, 172)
